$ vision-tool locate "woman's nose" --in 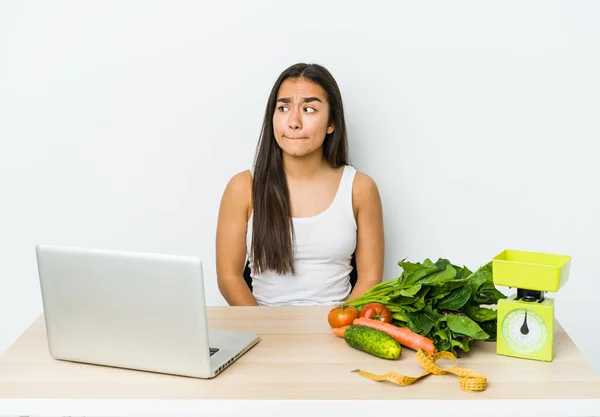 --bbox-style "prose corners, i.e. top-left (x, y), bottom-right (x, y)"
top-left (288, 109), bottom-right (301, 130)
